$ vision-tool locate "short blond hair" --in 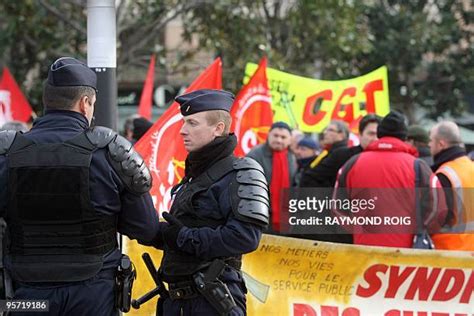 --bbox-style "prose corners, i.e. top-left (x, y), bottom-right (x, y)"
top-left (205, 110), bottom-right (232, 135)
